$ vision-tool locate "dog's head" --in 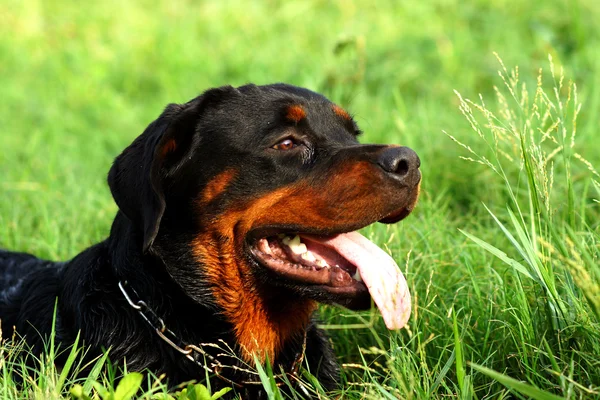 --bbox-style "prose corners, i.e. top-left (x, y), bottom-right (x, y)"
top-left (108, 84), bottom-right (420, 361)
